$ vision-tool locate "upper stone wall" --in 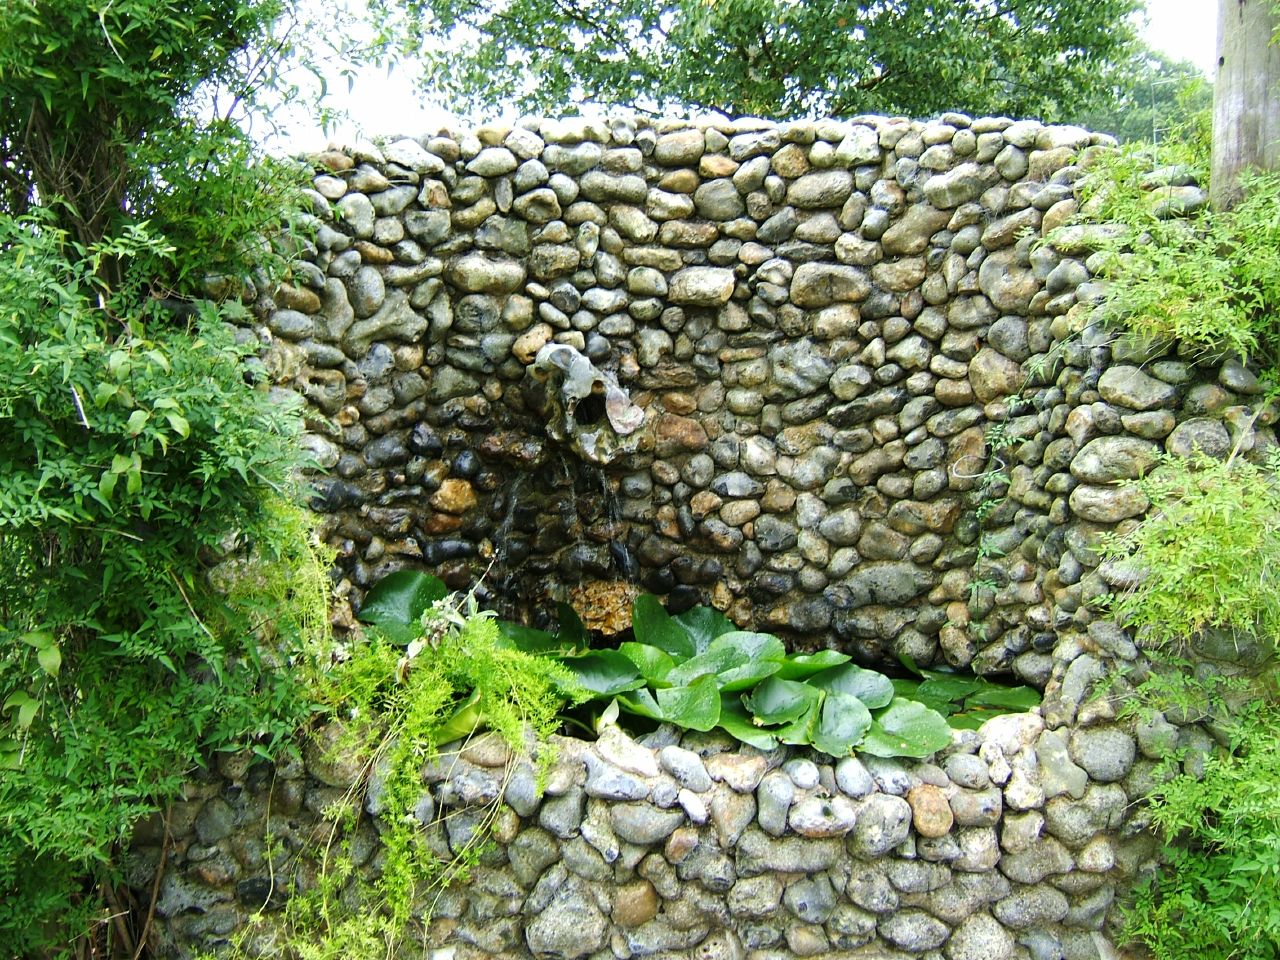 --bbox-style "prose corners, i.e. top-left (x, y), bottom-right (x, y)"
top-left (248, 113), bottom-right (1273, 683)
